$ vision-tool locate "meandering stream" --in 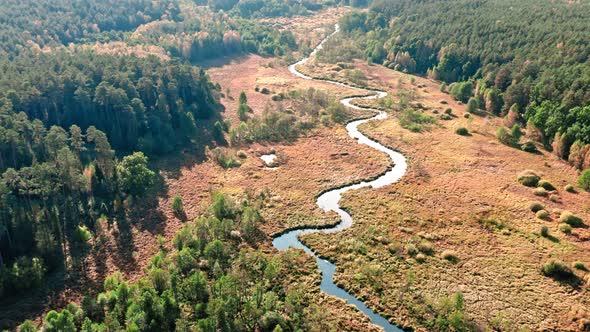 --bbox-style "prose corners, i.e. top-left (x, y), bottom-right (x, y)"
top-left (272, 24), bottom-right (407, 332)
